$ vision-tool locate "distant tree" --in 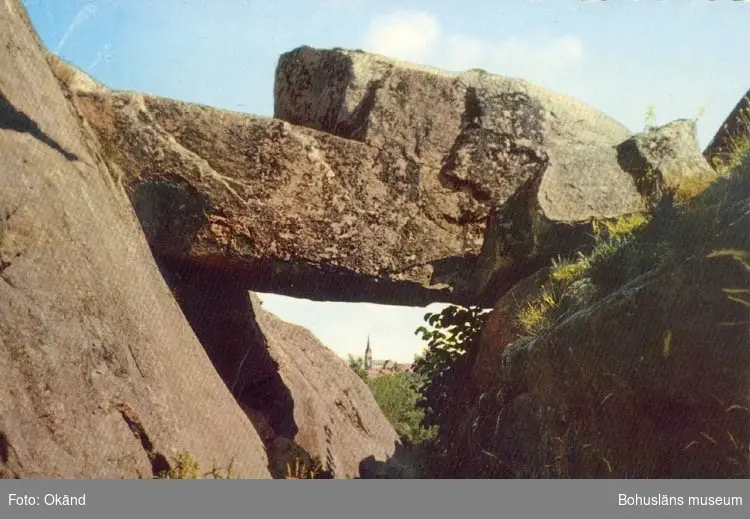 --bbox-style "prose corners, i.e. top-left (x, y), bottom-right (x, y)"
top-left (366, 371), bottom-right (436, 445)
top-left (348, 355), bottom-right (368, 381)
